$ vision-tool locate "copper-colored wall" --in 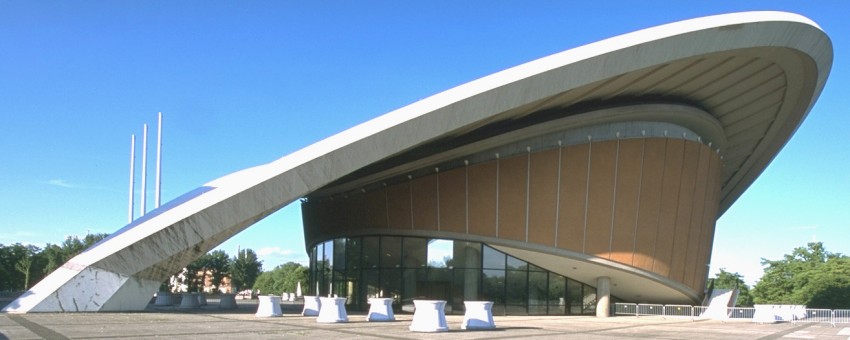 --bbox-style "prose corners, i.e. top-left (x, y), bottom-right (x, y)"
top-left (303, 137), bottom-right (721, 293)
